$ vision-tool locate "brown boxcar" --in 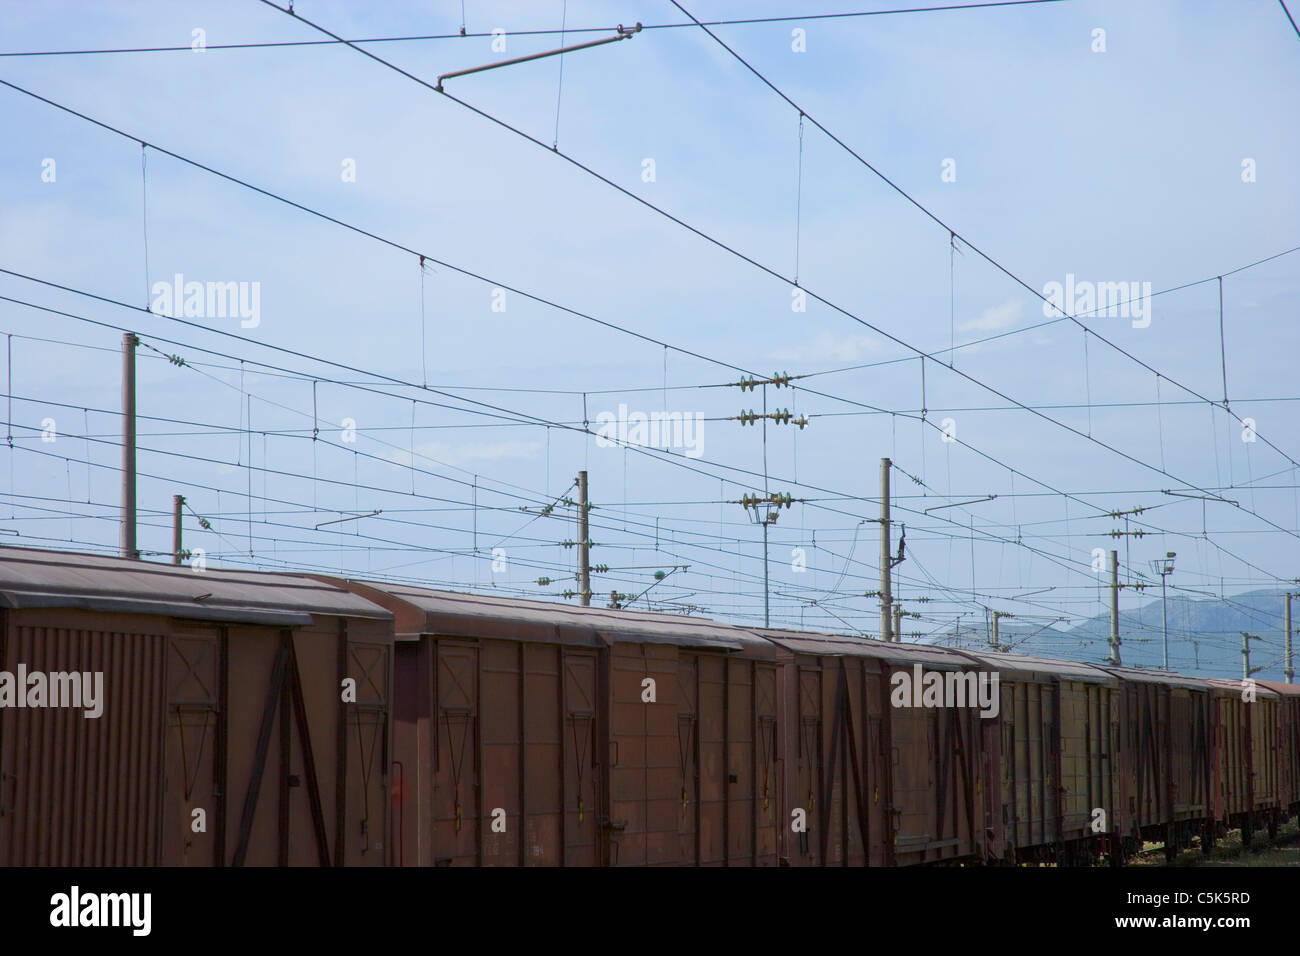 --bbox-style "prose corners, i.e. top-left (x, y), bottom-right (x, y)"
top-left (661, 627), bottom-right (780, 867)
top-left (320, 579), bottom-right (781, 866)
top-left (1100, 666), bottom-right (1212, 859)
top-left (1256, 680), bottom-right (1300, 816)
top-left (754, 629), bottom-right (985, 866)
top-left (959, 652), bottom-right (1120, 864)
top-left (0, 546), bottom-right (394, 866)
top-left (1206, 677), bottom-right (1283, 843)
